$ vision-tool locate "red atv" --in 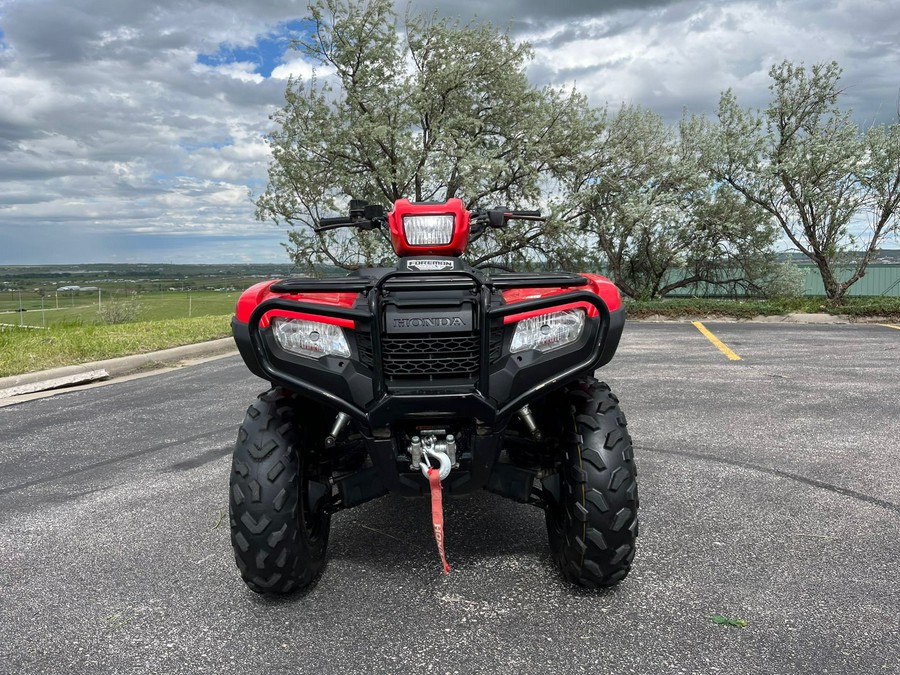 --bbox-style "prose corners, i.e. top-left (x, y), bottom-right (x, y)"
top-left (230, 198), bottom-right (637, 593)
